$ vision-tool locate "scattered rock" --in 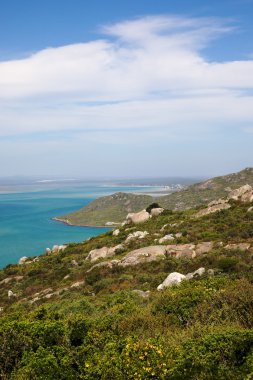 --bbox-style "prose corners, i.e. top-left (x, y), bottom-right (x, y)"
top-left (160, 224), bottom-right (168, 232)
top-left (157, 272), bottom-right (186, 290)
top-left (208, 269), bottom-right (215, 276)
top-left (52, 245), bottom-right (60, 253)
top-left (119, 246), bottom-right (166, 267)
top-left (150, 208), bottom-right (164, 217)
top-left (175, 233), bottom-right (183, 238)
top-left (125, 231), bottom-right (149, 243)
top-left (195, 242), bottom-right (213, 256)
top-left (52, 245), bottom-right (67, 253)
top-left (225, 243), bottom-right (251, 251)
top-left (166, 244), bottom-right (196, 259)
top-left (87, 245), bottom-right (125, 262)
top-left (86, 260), bottom-right (120, 273)
top-left (0, 276), bottom-right (23, 285)
top-left (113, 229), bottom-right (120, 236)
top-left (126, 210), bottom-right (150, 225)
top-left (158, 267), bottom-right (206, 290)
top-left (64, 275), bottom-right (70, 280)
top-left (30, 297), bottom-right (40, 304)
top-left (45, 248), bottom-right (51, 254)
top-left (8, 290), bottom-right (16, 298)
top-left (19, 256), bottom-right (28, 265)
top-left (247, 206), bottom-right (253, 212)
top-left (159, 234), bottom-right (174, 244)
top-left (193, 267), bottom-right (206, 277)
top-left (0, 307), bottom-right (4, 312)
top-left (86, 246), bottom-right (115, 262)
top-left (114, 244), bottom-right (125, 253)
top-left (71, 259), bottom-right (78, 266)
top-left (71, 280), bottom-right (85, 288)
